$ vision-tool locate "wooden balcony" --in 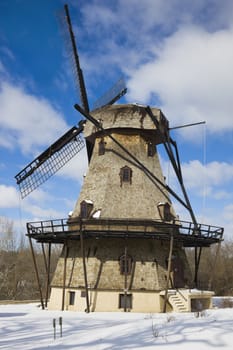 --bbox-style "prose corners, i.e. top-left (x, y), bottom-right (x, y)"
top-left (26, 217), bottom-right (223, 247)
